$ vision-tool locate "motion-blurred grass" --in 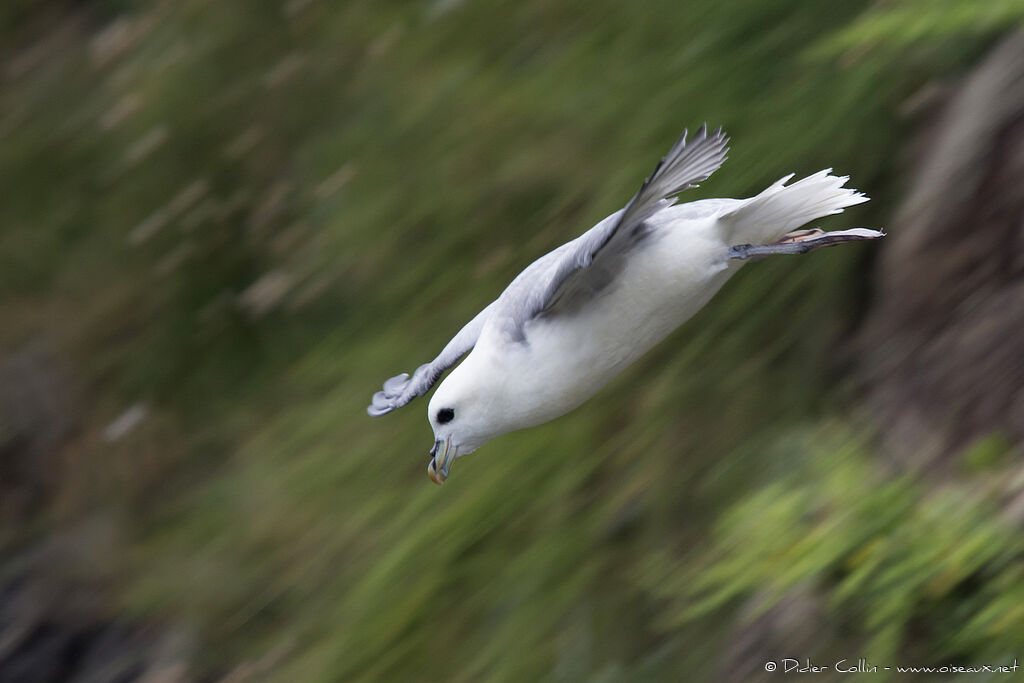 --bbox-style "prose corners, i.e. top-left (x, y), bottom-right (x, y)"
top-left (3, 0), bottom-right (1024, 680)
